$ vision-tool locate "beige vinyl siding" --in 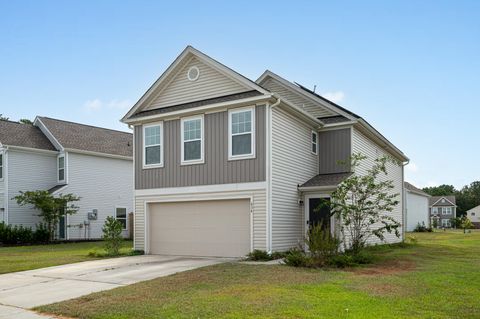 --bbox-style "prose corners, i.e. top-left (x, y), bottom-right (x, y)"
top-left (271, 106), bottom-right (319, 251)
top-left (133, 188), bottom-right (267, 252)
top-left (7, 149), bottom-right (57, 228)
top-left (352, 127), bottom-right (404, 245)
top-left (146, 57), bottom-right (249, 110)
top-left (262, 78), bottom-right (336, 118)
